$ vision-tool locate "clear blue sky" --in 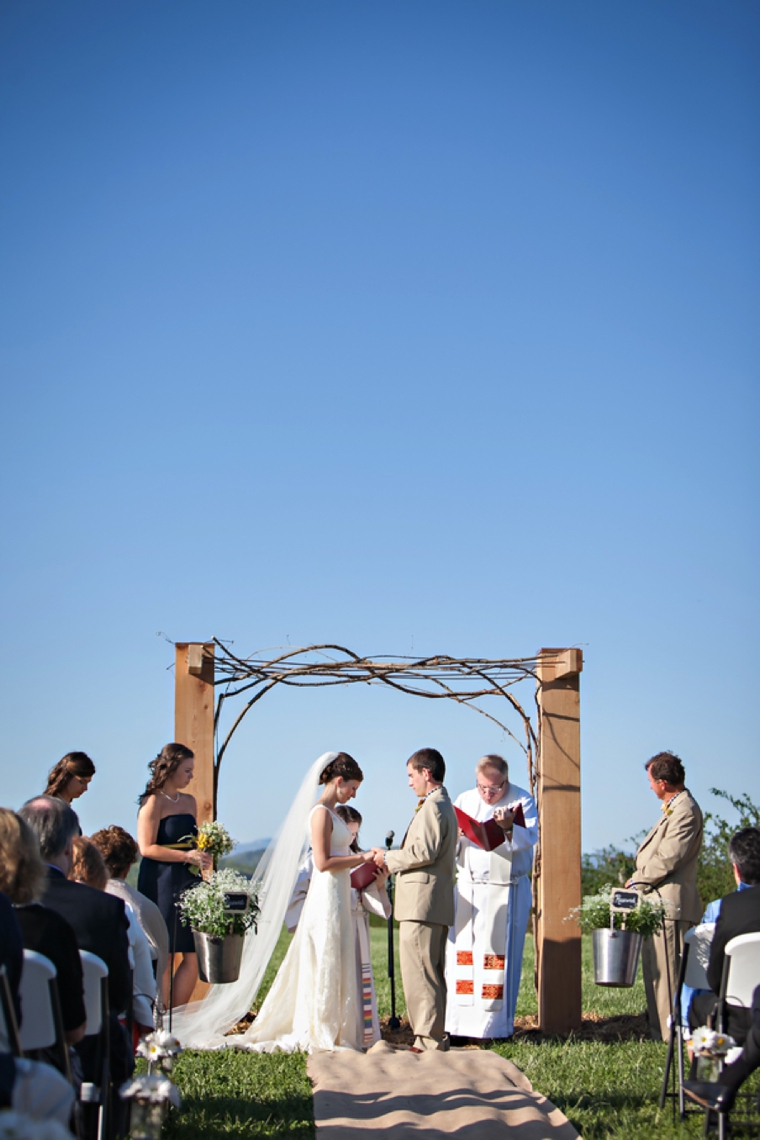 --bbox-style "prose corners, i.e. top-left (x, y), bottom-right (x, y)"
top-left (1, 0), bottom-right (757, 855)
